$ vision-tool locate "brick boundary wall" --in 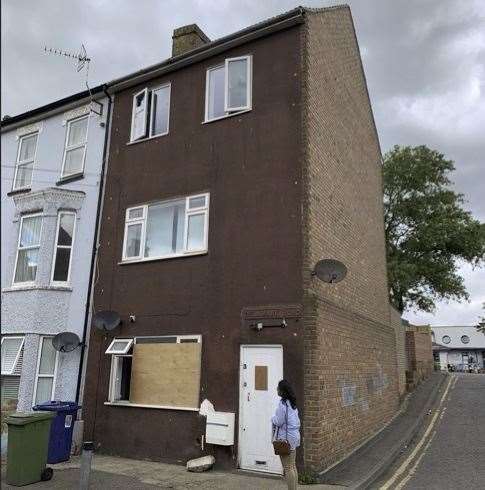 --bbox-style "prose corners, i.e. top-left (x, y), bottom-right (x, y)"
top-left (405, 327), bottom-right (433, 390)
top-left (391, 306), bottom-right (406, 398)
